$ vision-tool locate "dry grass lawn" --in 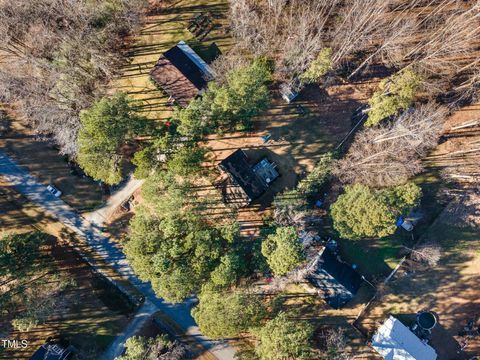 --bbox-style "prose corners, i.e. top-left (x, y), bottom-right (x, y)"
top-left (356, 216), bottom-right (479, 360)
top-left (111, 0), bottom-right (232, 121)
